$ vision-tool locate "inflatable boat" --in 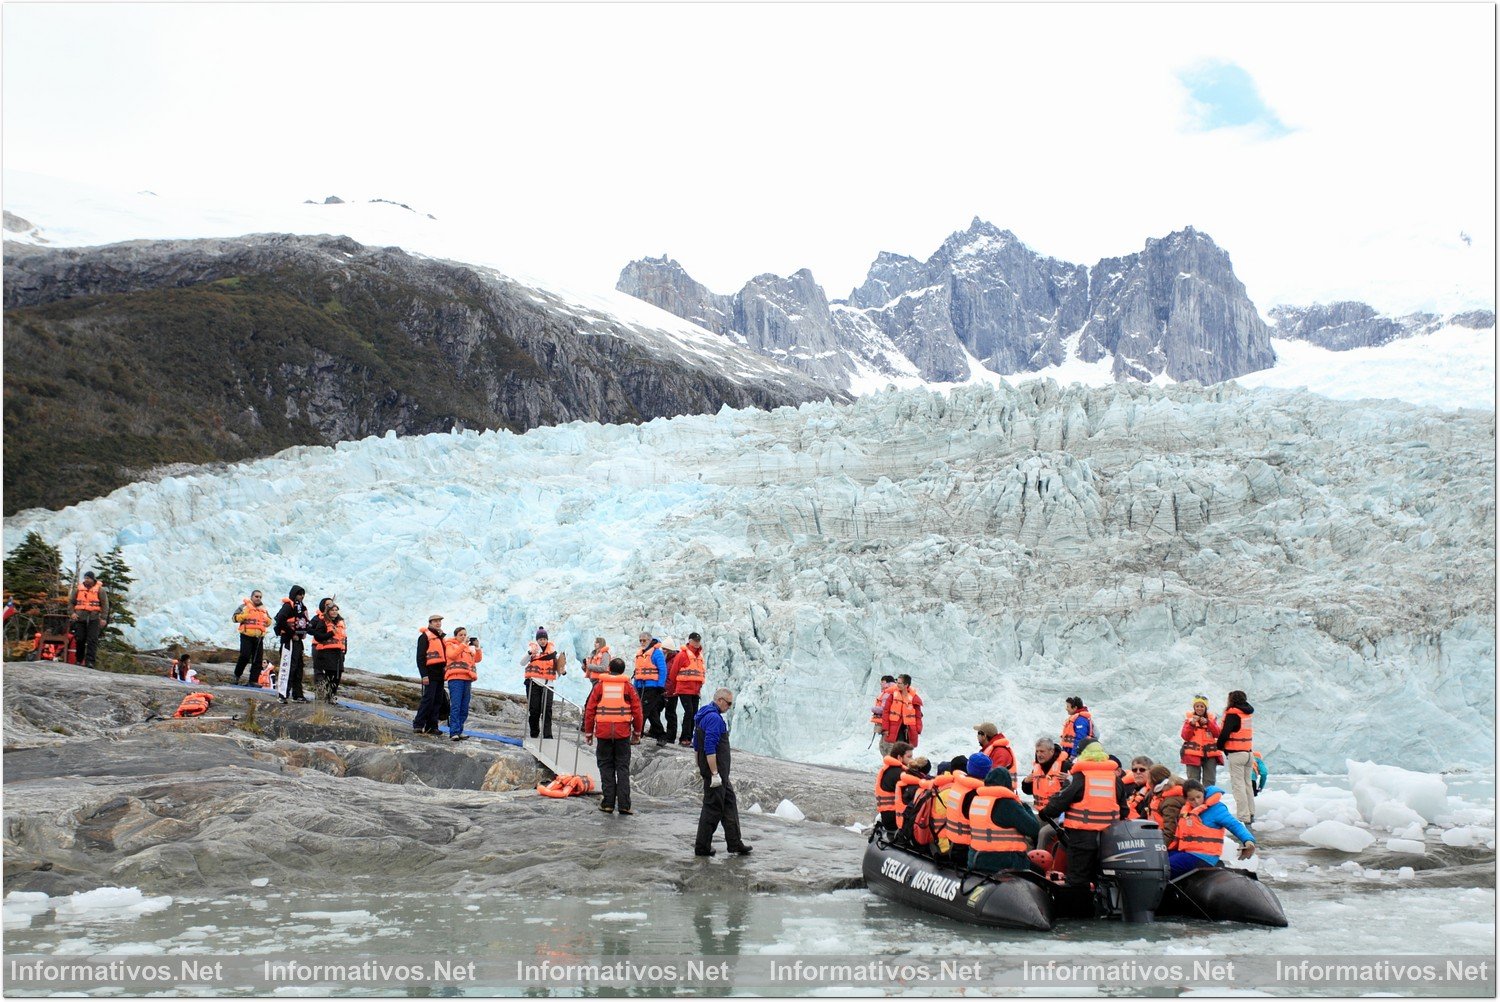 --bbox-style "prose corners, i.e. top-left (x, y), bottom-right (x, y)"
top-left (1158, 865), bottom-right (1289, 927)
top-left (862, 837), bottom-right (1056, 931)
